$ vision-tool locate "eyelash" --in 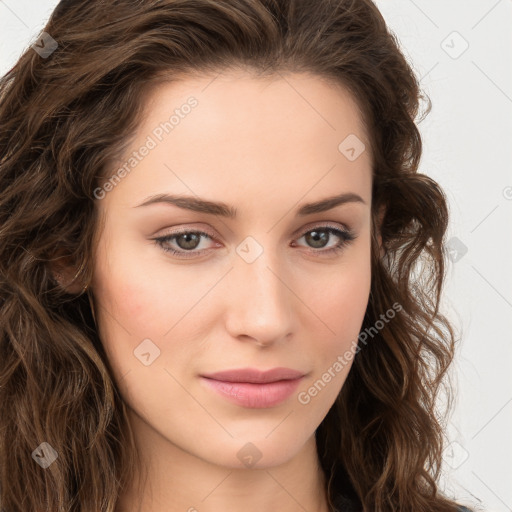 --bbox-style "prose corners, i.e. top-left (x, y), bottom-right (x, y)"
top-left (152, 223), bottom-right (356, 260)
